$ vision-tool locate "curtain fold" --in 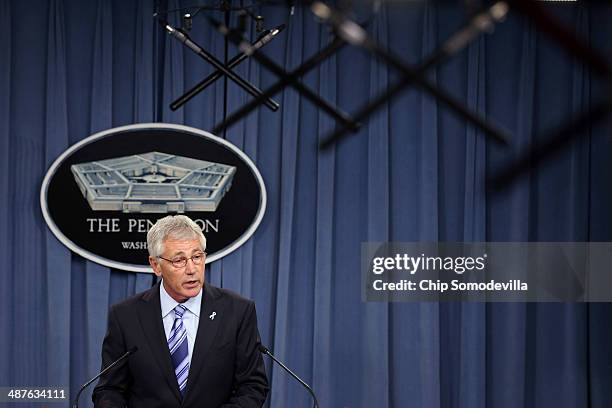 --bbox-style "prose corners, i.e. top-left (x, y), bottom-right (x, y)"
top-left (161, 0), bottom-right (185, 125)
top-left (311, 17), bottom-right (337, 408)
top-left (130, 0), bottom-right (161, 295)
top-left (0, 0), bottom-right (12, 388)
top-left (81, 1), bottom-right (114, 405)
top-left (44, 0), bottom-right (72, 389)
top-left (485, 15), bottom-right (535, 408)
top-left (417, 4), bottom-right (439, 241)
top-left (9, 0), bottom-right (49, 388)
top-left (454, 31), bottom-right (487, 408)
top-left (362, 6), bottom-right (390, 408)
top-left (268, 7), bottom-right (303, 407)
